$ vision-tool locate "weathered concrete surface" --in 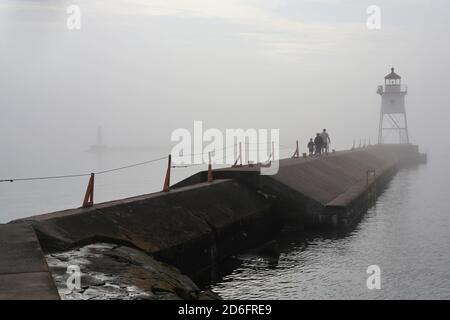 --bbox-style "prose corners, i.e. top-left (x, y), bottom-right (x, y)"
top-left (0, 223), bottom-right (59, 300)
top-left (12, 179), bottom-right (276, 277)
